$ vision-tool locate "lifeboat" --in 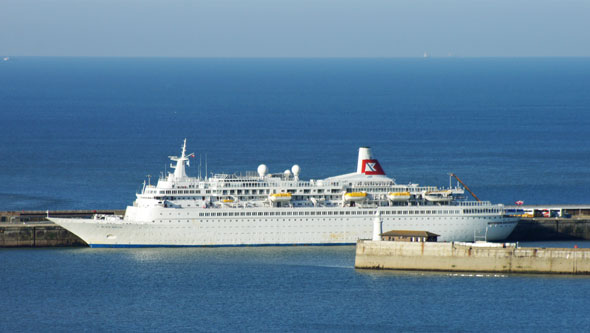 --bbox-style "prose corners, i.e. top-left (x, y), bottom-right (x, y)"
top-left (387, 192), bottom-right (410, 201)
top-left (269, 193), bottom-right (292, 203)
top-left (222, 199), bottom-right (234, 203)
top-left (343, 192), bottom-right (367, 202)
top-left (423, 190), bottom-right (453, 202)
